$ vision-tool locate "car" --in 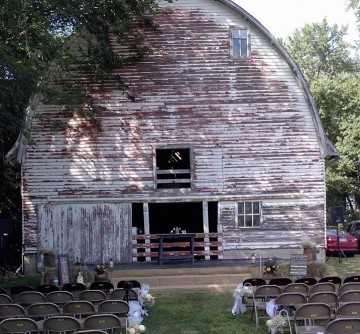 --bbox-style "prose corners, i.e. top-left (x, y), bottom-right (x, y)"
top-left (344, 220), bottom-right (360, 249)
top-left (326, 228), bottom-right (359, 257)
